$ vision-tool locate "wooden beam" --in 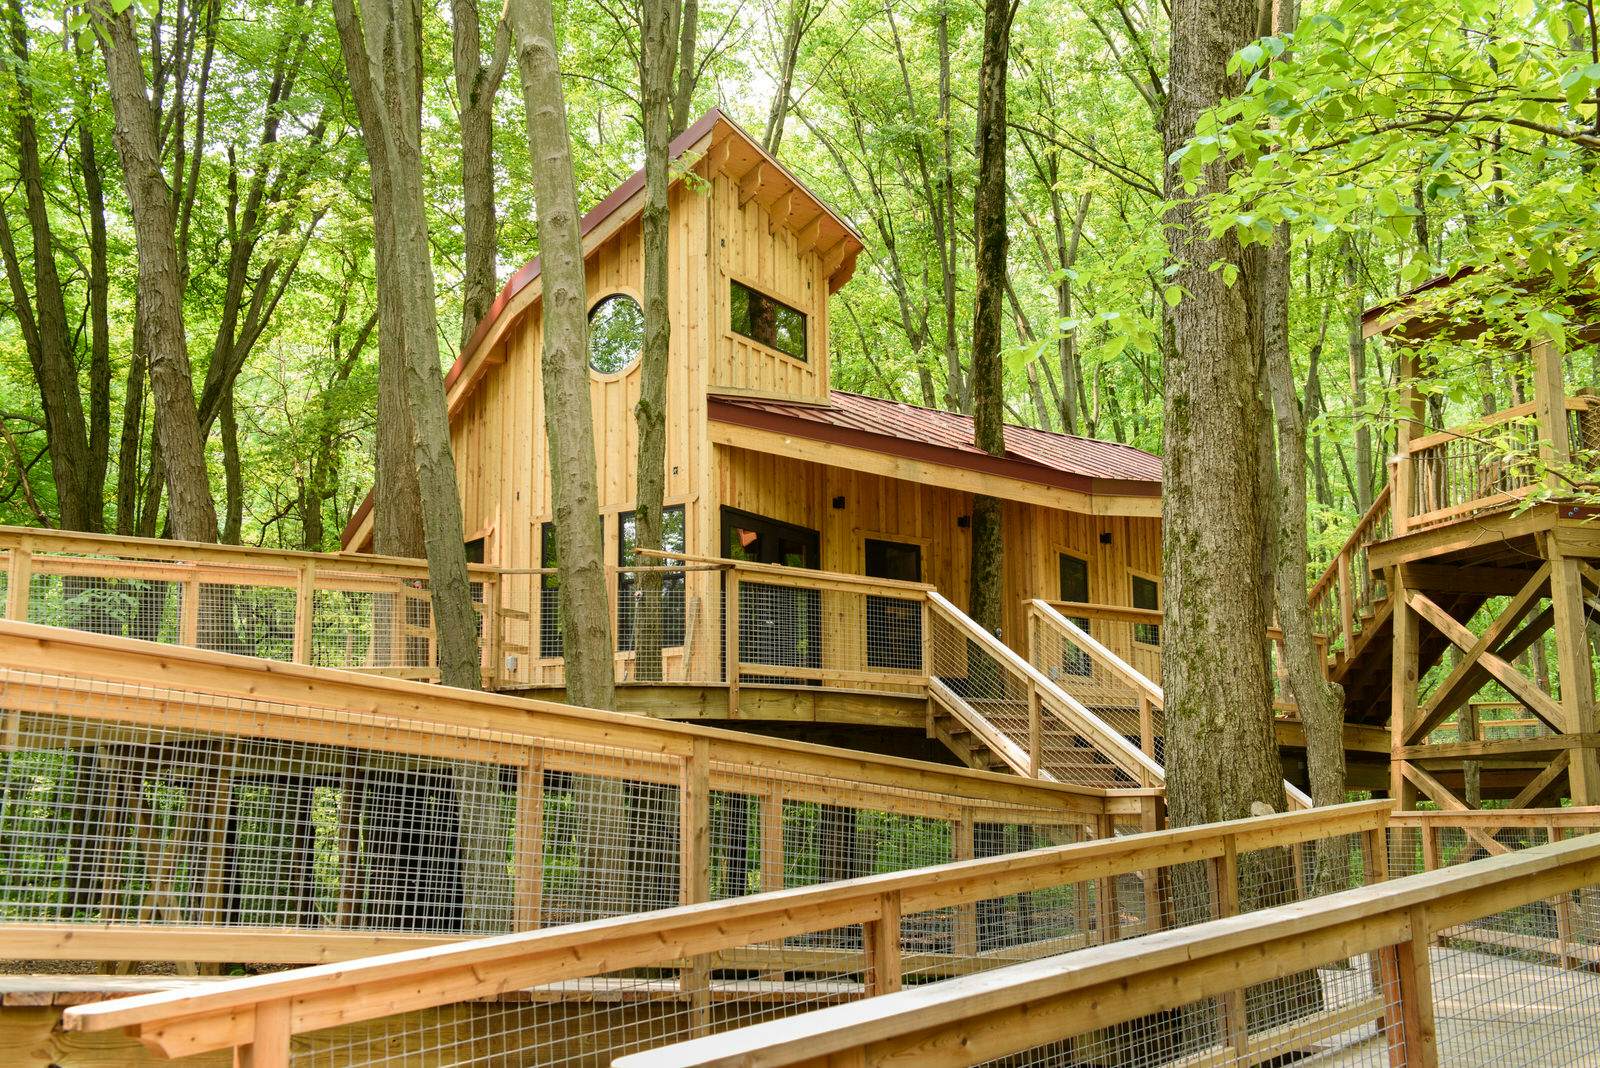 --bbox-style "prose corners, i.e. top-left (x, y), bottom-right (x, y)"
top-left (1508, 752), bottom-right (1571, 810)
top-left (1403, 564), bottom-right (1551, 744)
top-left (768, 189), bottom-right (796, 234)
top-left (1406, 590), bottom-right (1566, 735)
top-left (1399, 763), bottom-right (1506, 856)
top-left (1549, 553), bottom-right (1600, 803)
top-left (738, 162), bottom-right (766, 208)
top-left (1397, 563), bottom-right (1546, 597)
